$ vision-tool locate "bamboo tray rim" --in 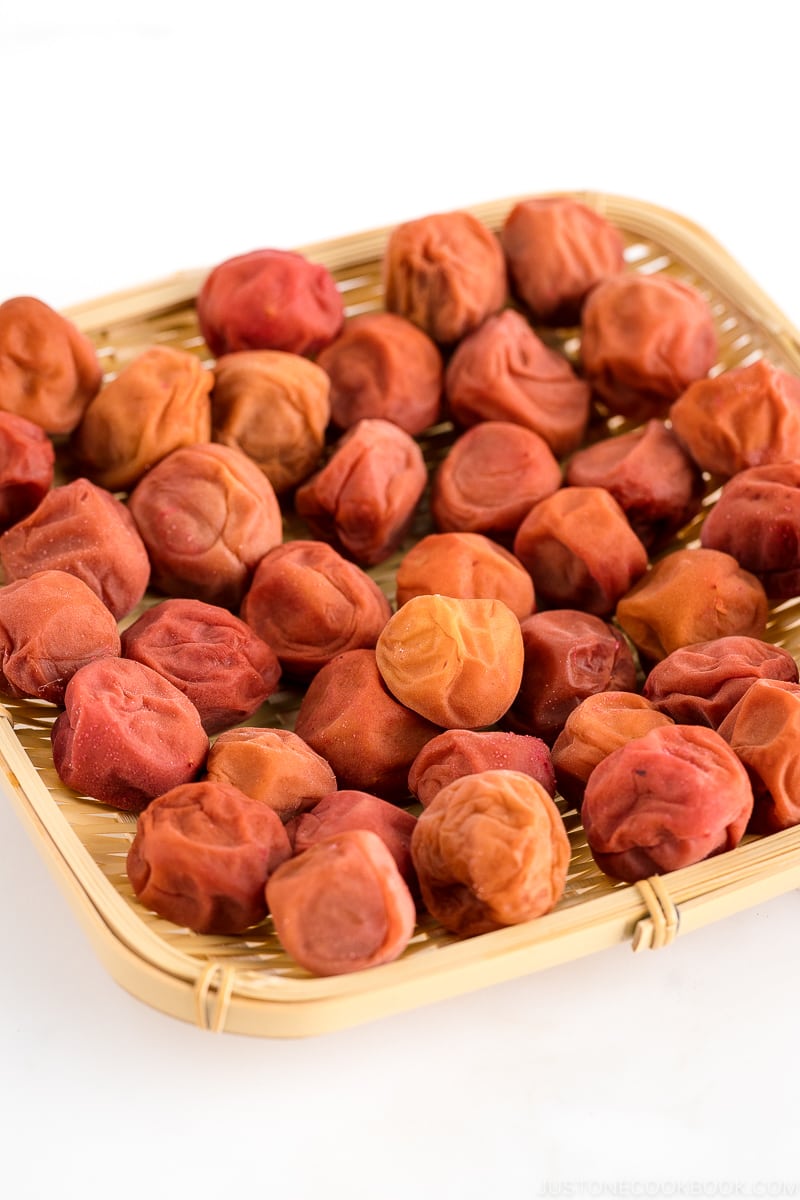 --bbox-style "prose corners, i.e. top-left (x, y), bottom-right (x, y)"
top-left (4, 191), bottom-right (800, 1037)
